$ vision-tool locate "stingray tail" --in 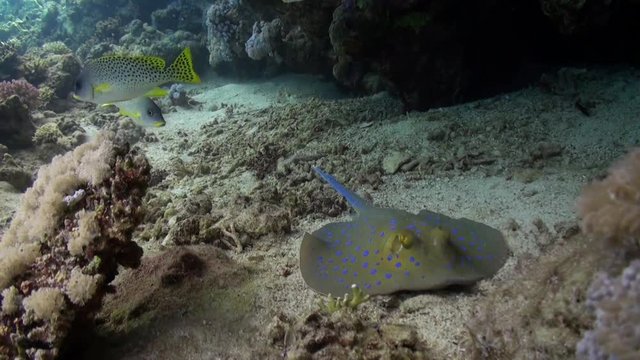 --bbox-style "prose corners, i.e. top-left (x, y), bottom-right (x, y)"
top-left (313, 167), bottom-right (370, 212)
